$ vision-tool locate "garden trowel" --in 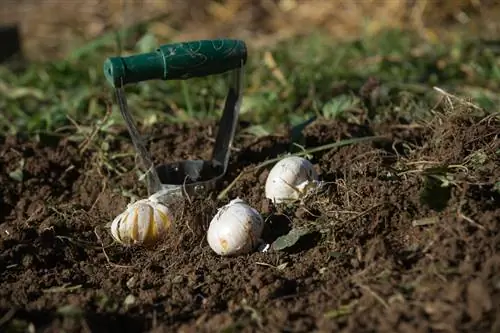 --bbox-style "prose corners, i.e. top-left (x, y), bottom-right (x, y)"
top-left (103, 39), bottom-right (246, 202)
